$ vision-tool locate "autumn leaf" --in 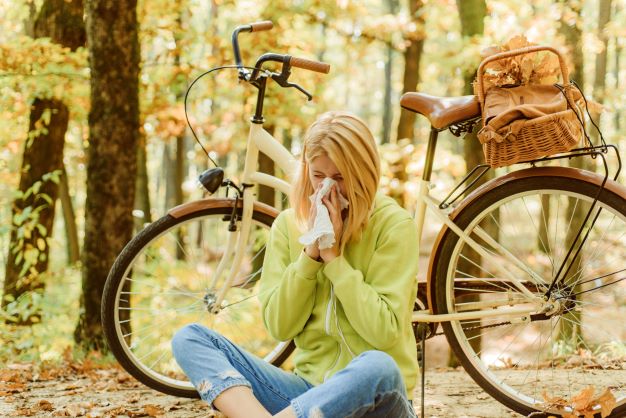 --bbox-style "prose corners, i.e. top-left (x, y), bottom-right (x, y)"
top-left (37, 399), bottom-right (54, 411)
top-left (541, 386), bottom-right (617, 418)
top-left (505, 35), bottom-right (534, 51)
top-left (571, 386), bottom-right (595, 411)
top-left (59, 403), bottom-right (84, 417)
top-left (475, 35), bottom-right (564, 95)
top-left (144, 404), bottom-right (165, 417)
top-left (596, 388), bottom-right (617, 418)
top-left (0, 369), bottom-right (26, 383)
top-left (13, 407), bottom-right (36, 416)
top-left (480, 45), bottom-right (502, 58)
